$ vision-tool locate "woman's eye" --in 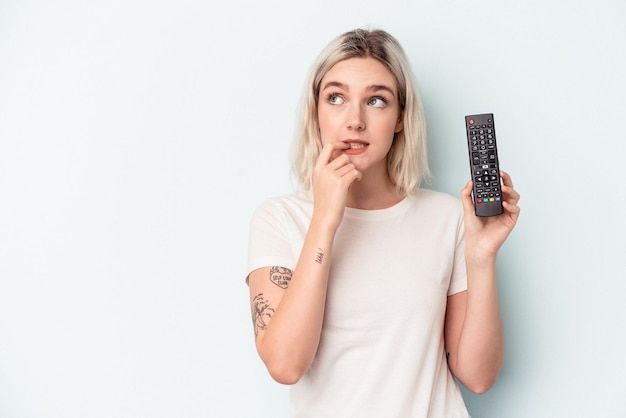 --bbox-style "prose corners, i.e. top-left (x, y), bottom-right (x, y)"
top-left (328, 94), bottom-right (344, 105)
top-left (368, 97), bottom-right (387, 108)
